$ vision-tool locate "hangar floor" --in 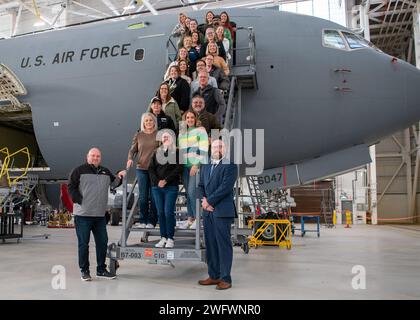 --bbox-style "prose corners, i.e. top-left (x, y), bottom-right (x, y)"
top-left (0, 224), bottom-right (419, 299)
